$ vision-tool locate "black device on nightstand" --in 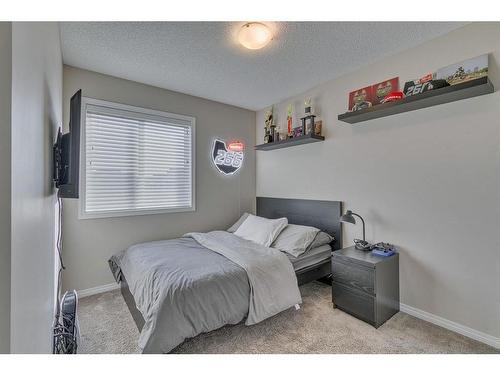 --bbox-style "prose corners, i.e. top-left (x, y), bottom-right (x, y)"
top-left (331, 246), bottom-right (399, 328)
